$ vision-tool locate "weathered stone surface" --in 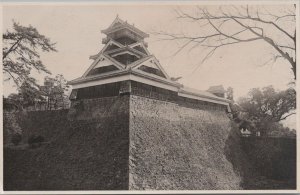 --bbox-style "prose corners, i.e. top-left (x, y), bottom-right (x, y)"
top-left (129, 95), bottom-right (241, 190)
top-left (4, 96), bottom-right (130, 190)
top-left (4, 95), bottom-right (296, 190)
